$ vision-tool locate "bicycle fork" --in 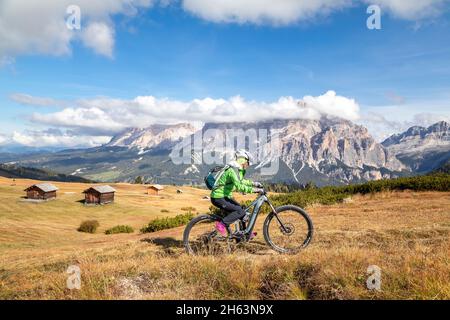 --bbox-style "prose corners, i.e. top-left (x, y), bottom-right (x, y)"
top-left (266, 200), bottom-right (290, 233)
